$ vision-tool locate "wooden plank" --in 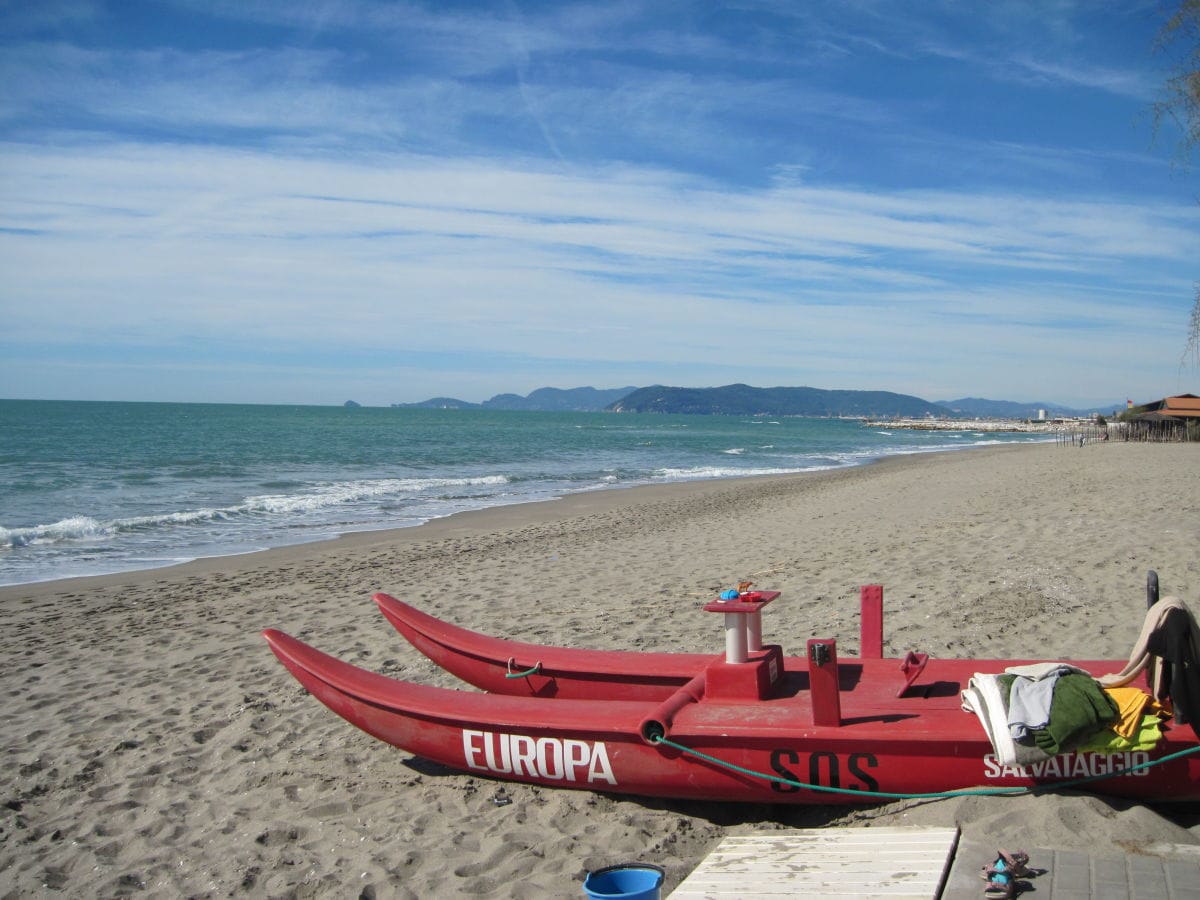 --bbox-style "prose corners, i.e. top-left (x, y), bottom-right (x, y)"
top-left (669, 827), bottom-right (959, 899)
